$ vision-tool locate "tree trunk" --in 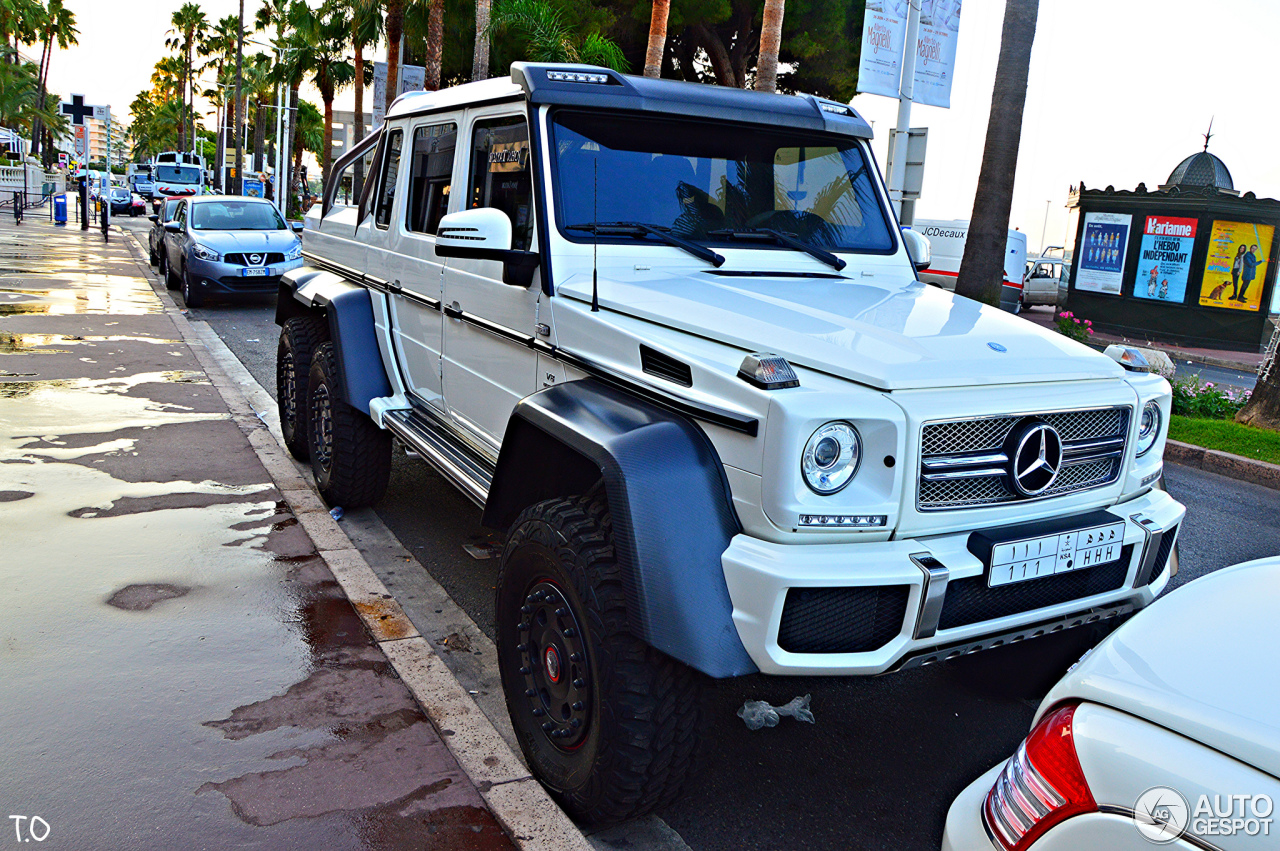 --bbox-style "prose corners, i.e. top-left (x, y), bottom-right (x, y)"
top-left (1238, 327), bottom-right (1280, 428)
top-left (643, 0), bottom-right (670, 78)
top-left (234, 0), bottom-right (245, 195)
top-left (385, 0), bottom-right (404, 111)
top-left (287, 83), bottom-right (299, 197)
top-left (424, 0), bottom-right (444, 91)
top-left (253, 100), bottom-right (266, 174)
top-left (472, 0), bottom-right (490, 81)
top-left (955, 0), bottom-right (1039, 306)
top-left (354, 41), bottom-right (365, 197)
top-left (754, 0), bottom-right (784, 92)
top-left (693, 24), bottom-right (736, 87)
top-left (322, 89), bottom-right (335, 187)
